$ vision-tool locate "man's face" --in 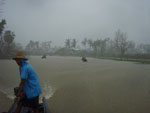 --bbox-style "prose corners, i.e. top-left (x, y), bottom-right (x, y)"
top-left (15, 59), bottom-right (22, 66)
